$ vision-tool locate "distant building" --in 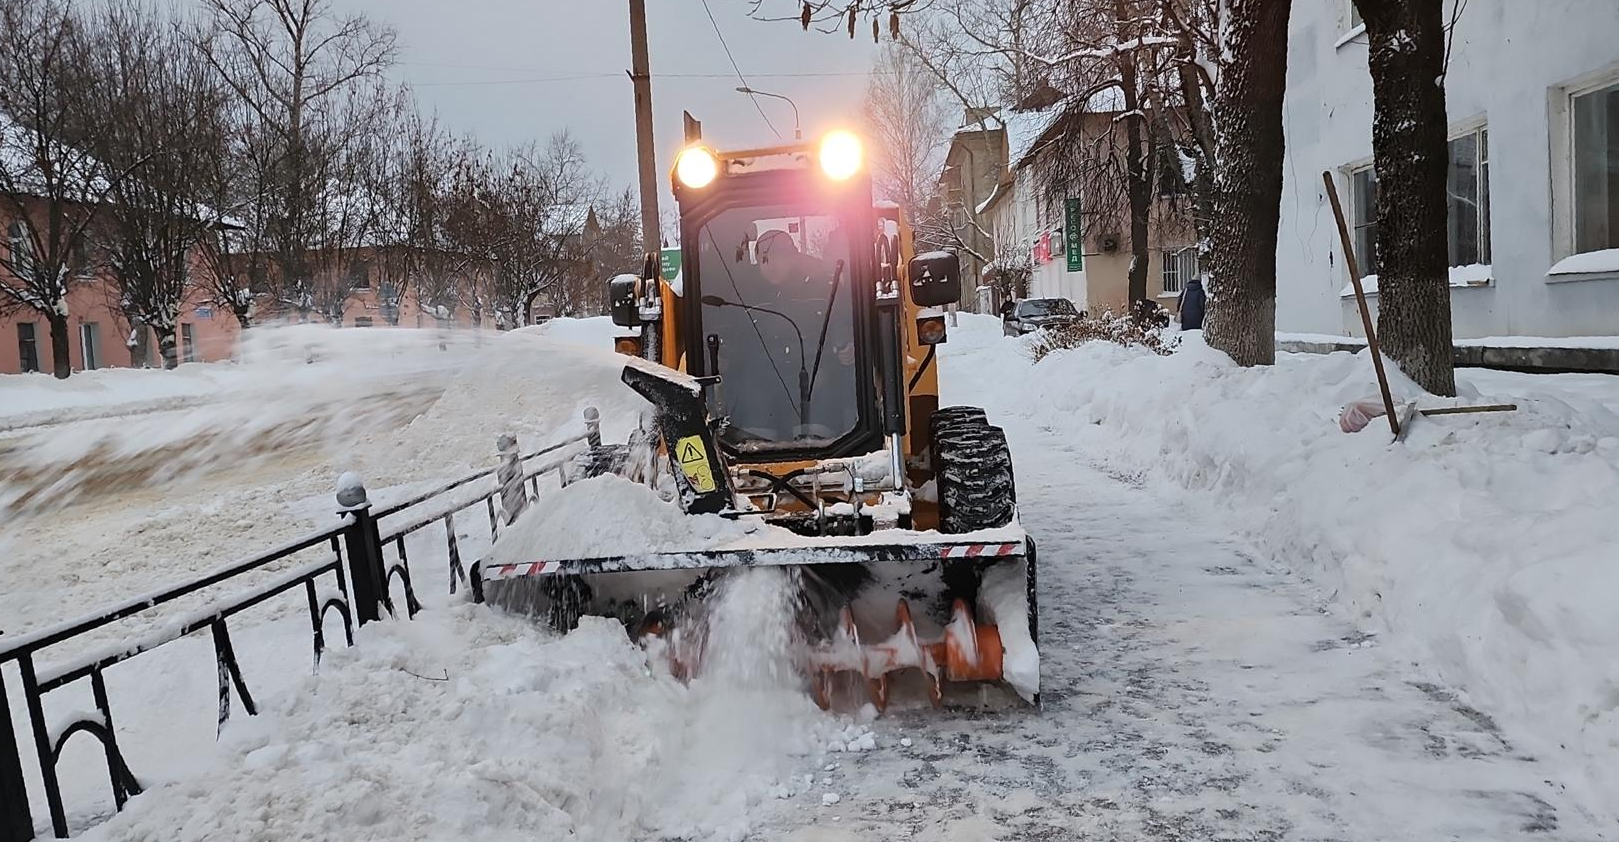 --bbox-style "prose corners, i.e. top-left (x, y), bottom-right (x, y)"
top-left (1277, 0), bottom-right (1619, 339)
top-left (974, 99), bottom-right (1198, 318)
top-left (933, 110), bottom-right (1009, 299)
top-left (1, 201), bottom-right (240, 375)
